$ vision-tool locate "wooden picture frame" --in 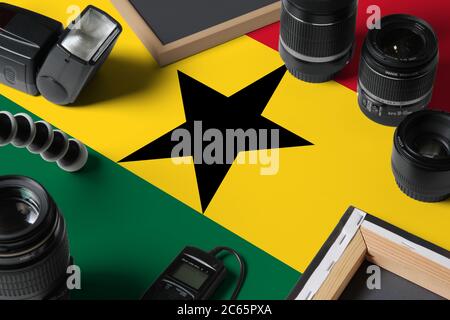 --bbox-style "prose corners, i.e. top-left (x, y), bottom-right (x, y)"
top-left (289, 207), bottom-right (450, 300)
top-left (111, 0), bottom-right (281, 66)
